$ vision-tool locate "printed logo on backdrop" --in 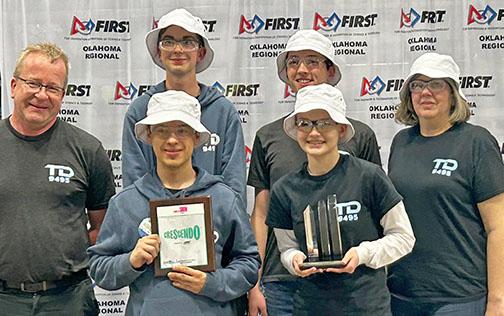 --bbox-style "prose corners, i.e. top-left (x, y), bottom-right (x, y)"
top-left (108, 81), bottom-right (152, 105)
top-left (467, 5), bottom-right (498, 26)
top-left (65, 16), bottom-right (131, 46)
top-left (459, 75), bottom-right (494, 116)
top-left (64, 16), bottom-right (131, 59)
top-left (70, 16), bottom-right (130, 36)
top-left (106, 149), bottom-right (122, 188)
top-left (59, 84), bottom-right (92, 124)
top-left (284, 84), bottom-right (296, 99)
top-left (153, 17), bottom-right (219, 40)
top-left (276, 83), bottom-right (295, 106)
top-left (398, 8), bottom-right (446, 30)
top-left (395, 8), bottom-right (448, 53)
top-left (235, 14), bottom-right (299, 59)
top-left (313, 11), bottom-right (378, 56)
top-left (355, 75), bottom-right (403, 120)
top-left (245, 145), bottom-right (252, 167)
top-left (313, 11), bottom-right (378, 33)
top-left (212, 81), bottom-right (262, 124)
top-left (238, 14), bottom-right (299, 35)
top-left (464, 5), bottom-right (504, 50)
